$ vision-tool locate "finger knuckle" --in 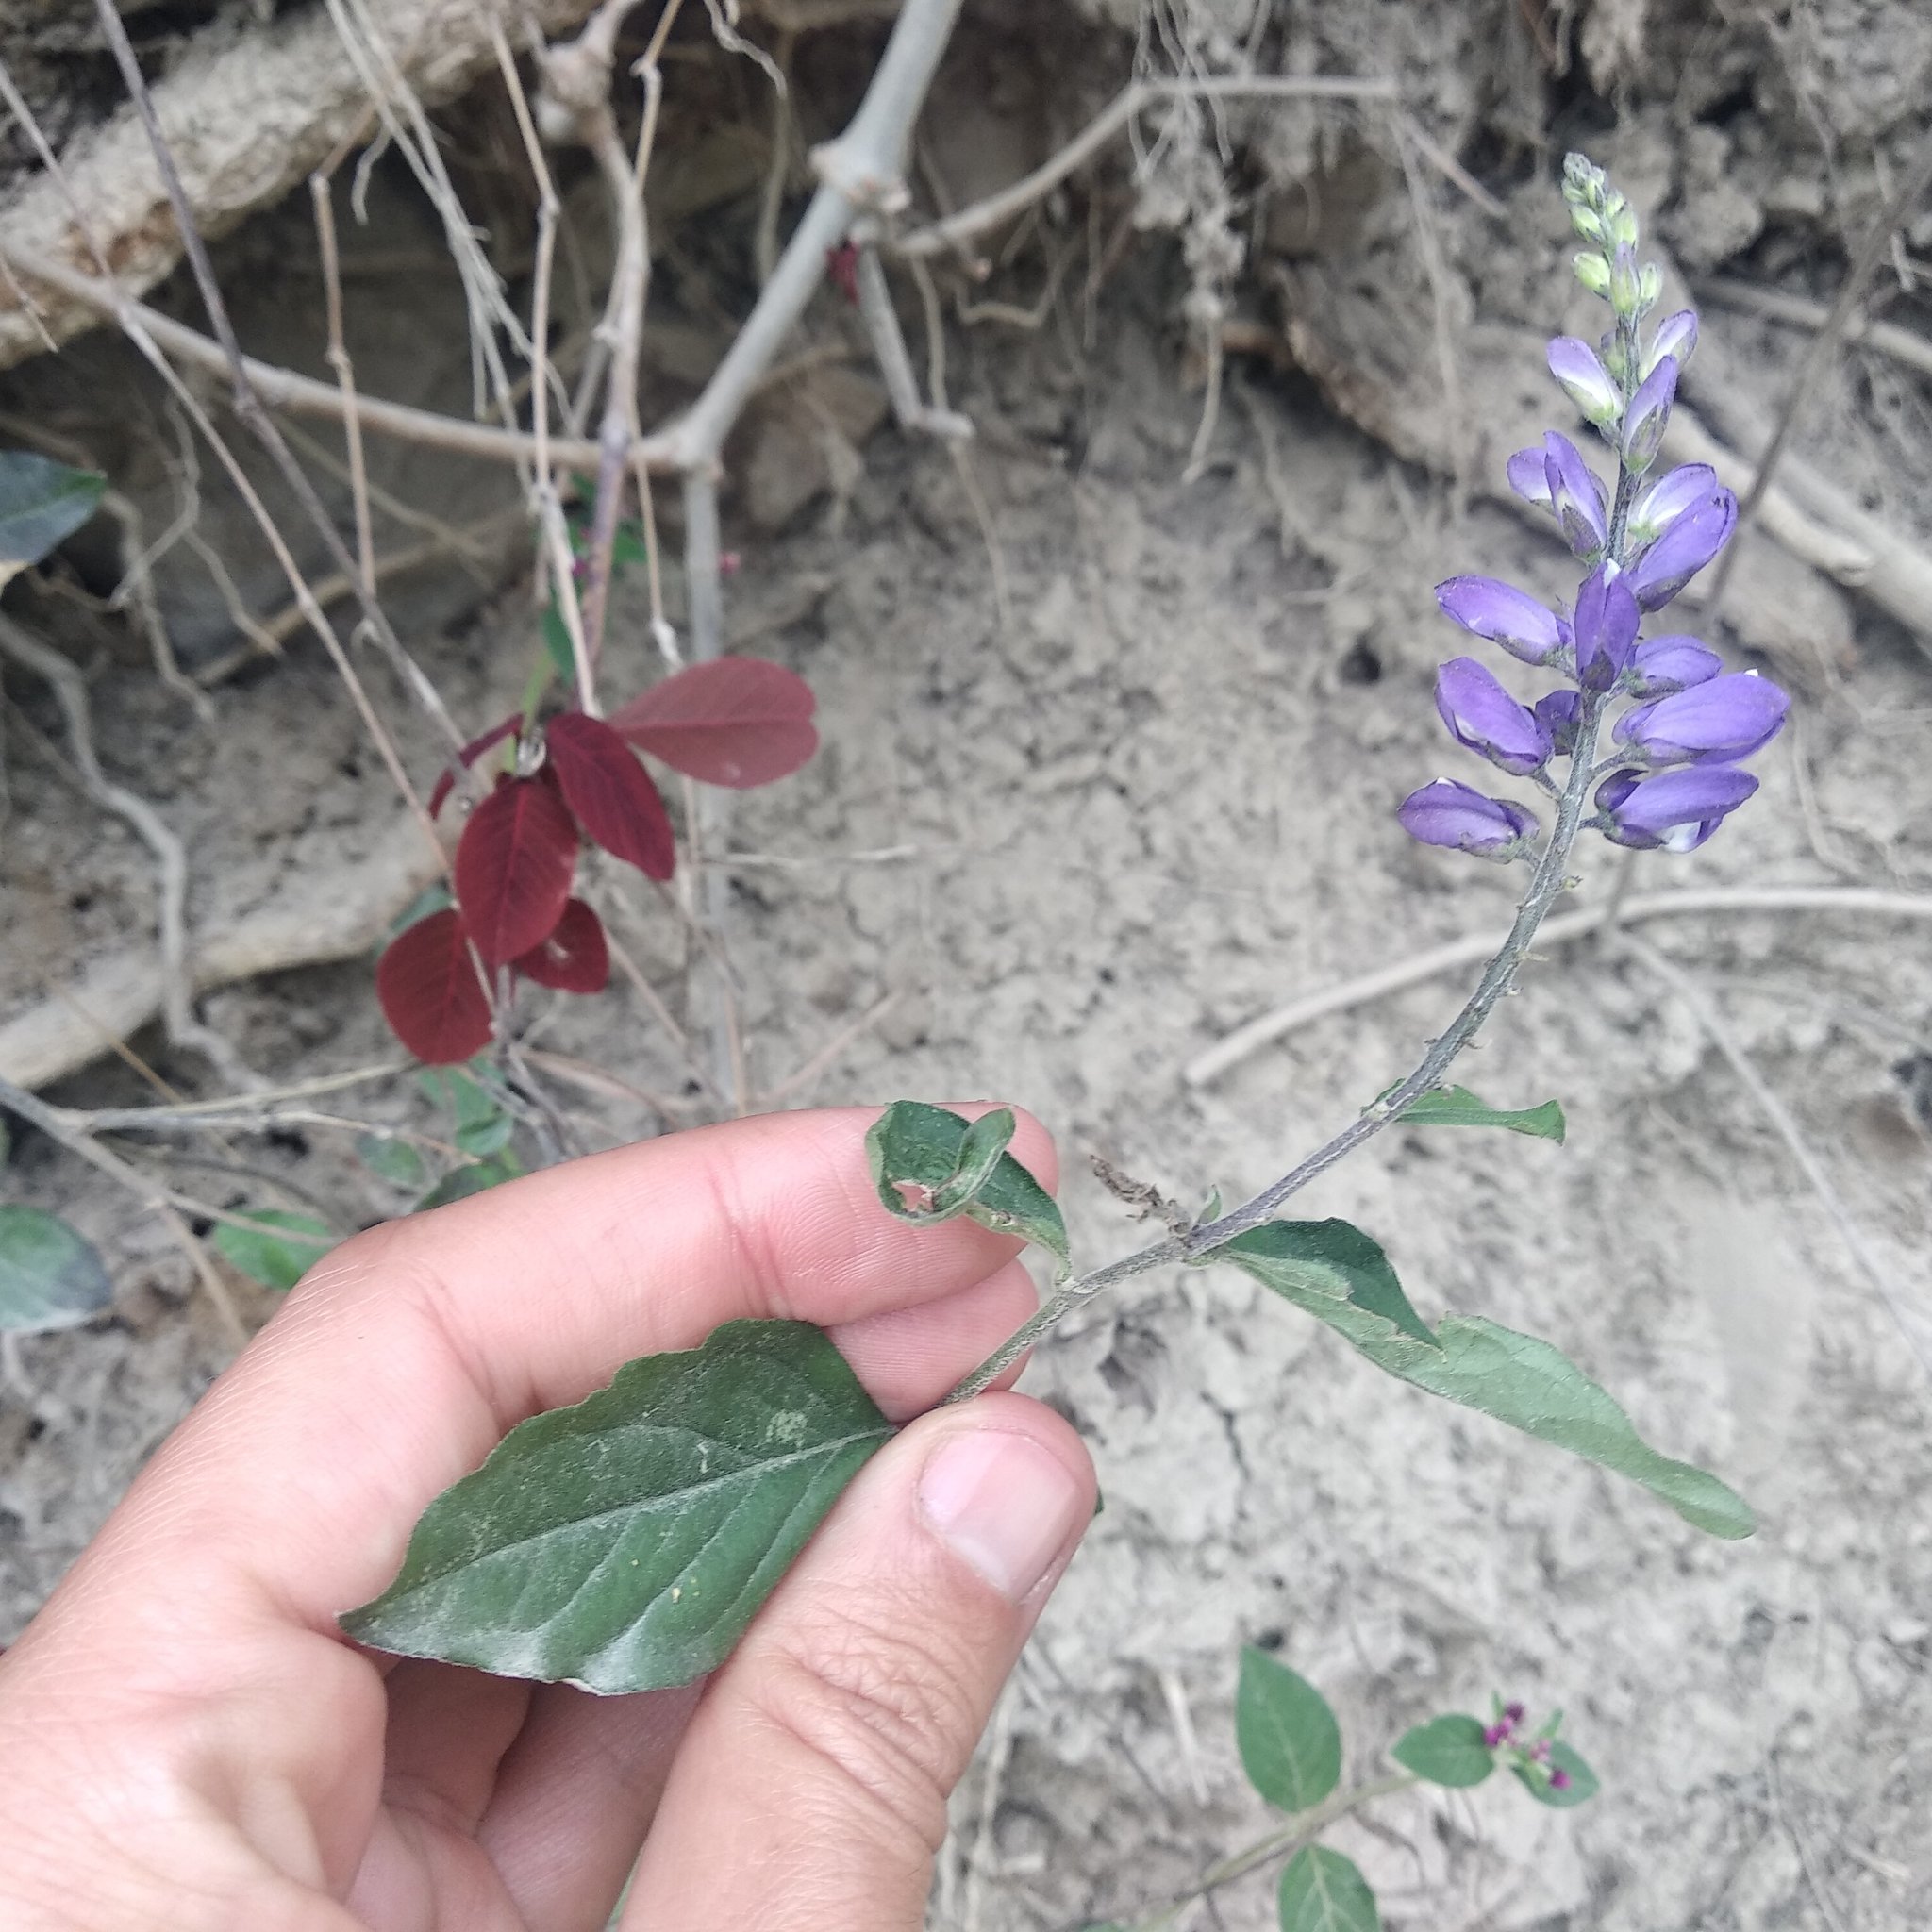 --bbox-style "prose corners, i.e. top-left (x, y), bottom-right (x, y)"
top-left (745, 1596), bottom-right (981, 1856)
